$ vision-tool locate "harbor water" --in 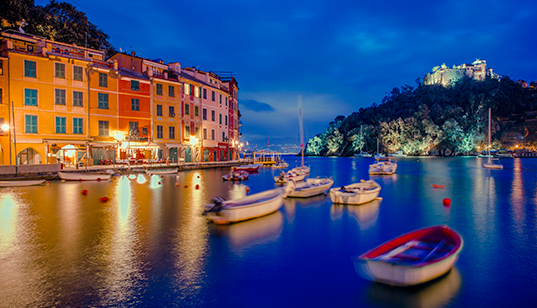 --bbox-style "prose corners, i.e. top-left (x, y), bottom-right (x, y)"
top-left (1, 156), bottom-right (537, 307)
